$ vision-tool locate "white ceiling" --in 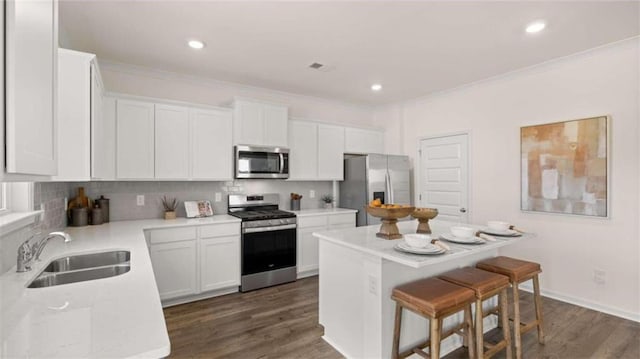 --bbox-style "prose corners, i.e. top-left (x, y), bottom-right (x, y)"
top-left (60, 1), bottom-right (639, 105)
